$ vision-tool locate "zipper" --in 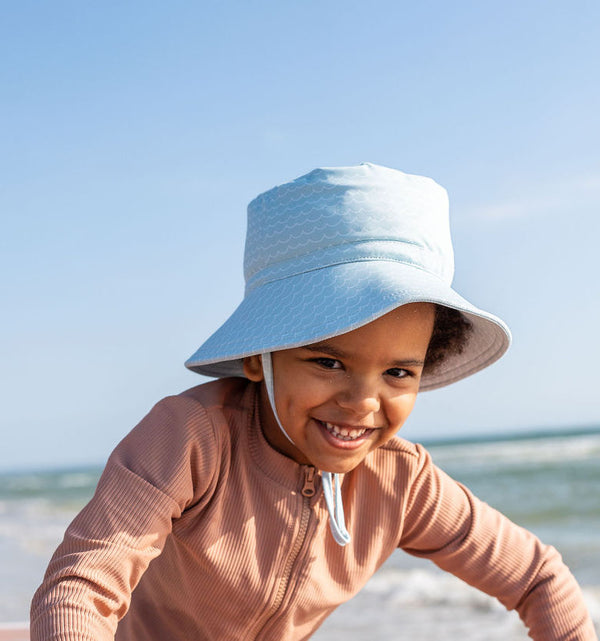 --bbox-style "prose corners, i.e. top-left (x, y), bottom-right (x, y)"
top-left (251, 465), bottom-right (316, 639)
top-left (301, 465), bottom-right (316, 498)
